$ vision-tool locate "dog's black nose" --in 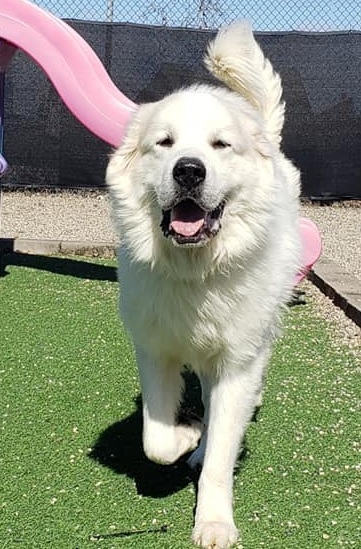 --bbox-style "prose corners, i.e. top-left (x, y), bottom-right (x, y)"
top-left (172, 157), bottom-right (206, 188)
